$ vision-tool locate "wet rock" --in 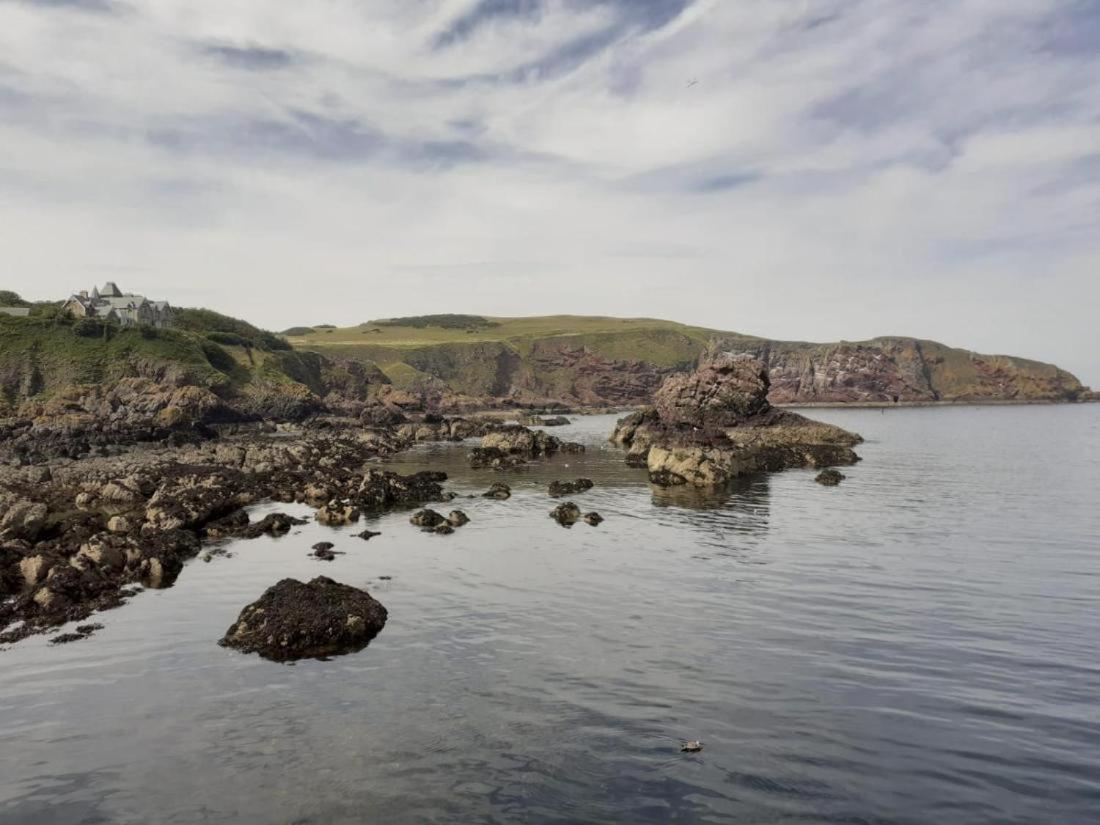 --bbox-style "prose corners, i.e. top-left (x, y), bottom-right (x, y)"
top-left (242, 512), bottom-right (308, 539)
top-left (549, 501), bottom-right (582, 526)
top-left (583, 512), bottom-right (604, 526)
top-left (203, 509), bottom-right (251, 539)
top-left (312, 542), bottom-right (337, 561)
top-left (106, 515), bottom-right (133, 534)
top-left (447, 510), bottom-right (469, 527)
top-left (218, 576), bottom-right (388, 662)
top-left (312, 541), bottom-right (335, 553)
top-left (50, 623), bottom-right (103, 645)
top-left (357, 469), bottom-right (448, 510)
top-left (316, 501), bottom-right (361, 526)
top-left (482, 482), bottom-right (512, 499)
top-left (431, 523), bottom-right (455, 535)
top-left (548, 478), bottom-right (594, 497)
top-left (410, 509), bottom-right (447, 529)
top-left (680, 740), bottom-right (703, 753)
top-left (469, 446), bottom-right (528, 470)
top-left (356, 529), bottom-right (381, 541)
top-left (815, 468), bottom-right (846, 486)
